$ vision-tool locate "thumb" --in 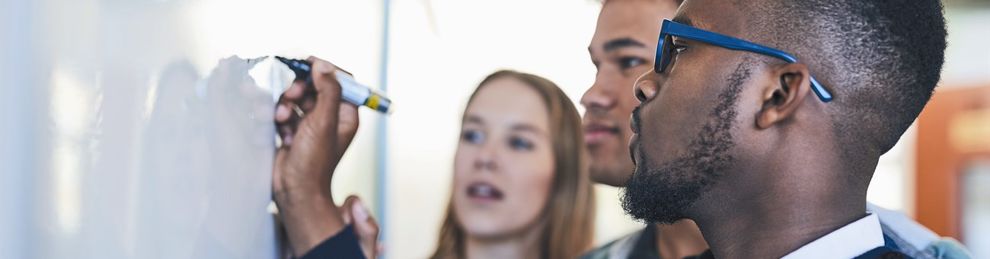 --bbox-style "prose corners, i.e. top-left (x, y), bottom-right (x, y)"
top-left (350, 200), bottom-right (380, 258)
